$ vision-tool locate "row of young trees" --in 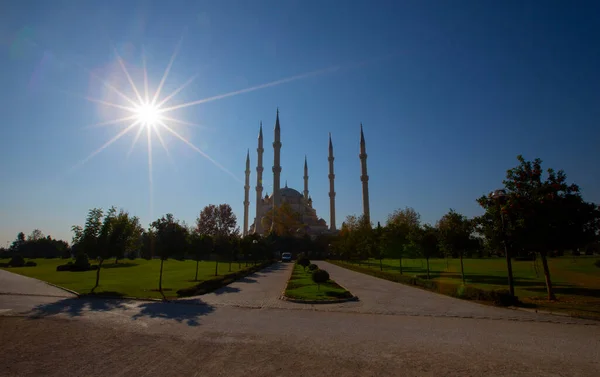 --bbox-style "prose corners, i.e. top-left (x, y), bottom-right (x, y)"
top-left (3, 155), bottom-right (598, 300)
top-left (68, 204), bottom-right (280, 291)
top-left (332, 155), bottom-right (600, 300)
